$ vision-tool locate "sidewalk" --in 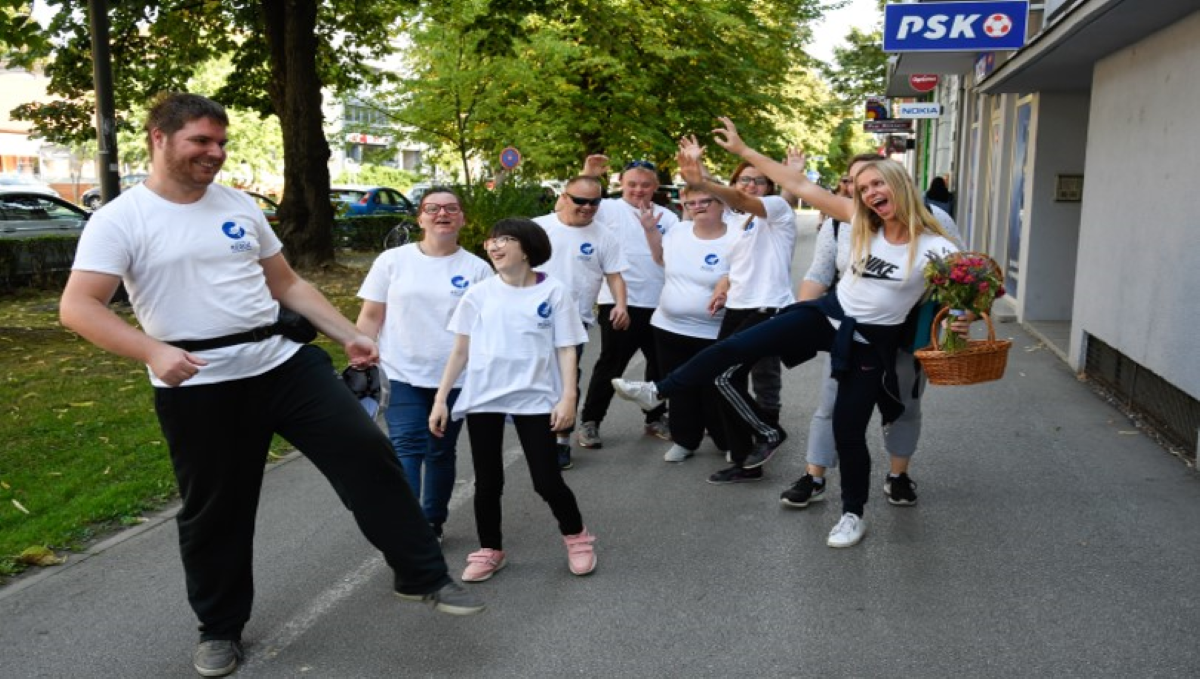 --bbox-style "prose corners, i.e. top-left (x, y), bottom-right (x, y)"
top-left (2, 221), bottom-right (1198, 677)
